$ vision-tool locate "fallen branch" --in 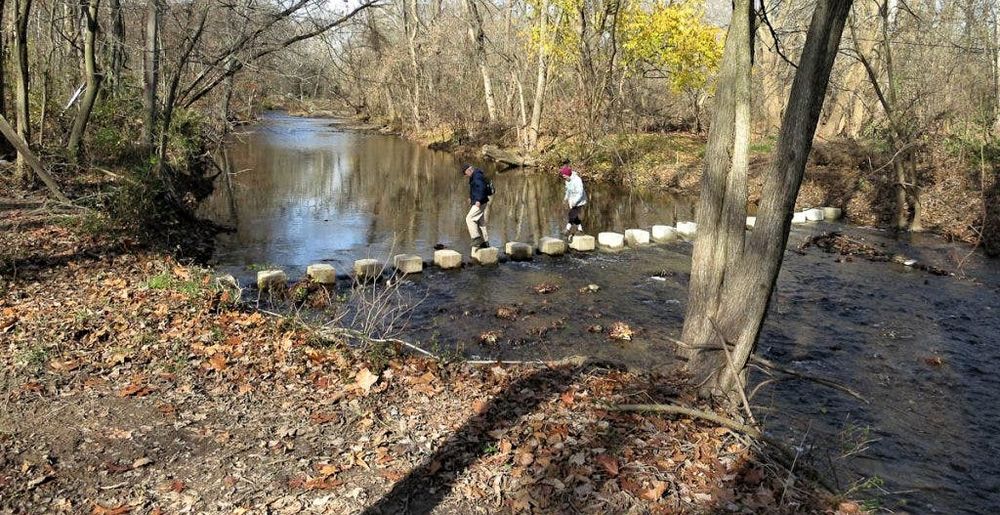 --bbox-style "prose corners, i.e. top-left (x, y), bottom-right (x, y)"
top-left (318, 326), bottom-right (440, 360)
top-left (0, 114), bottom-right (70, 203)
